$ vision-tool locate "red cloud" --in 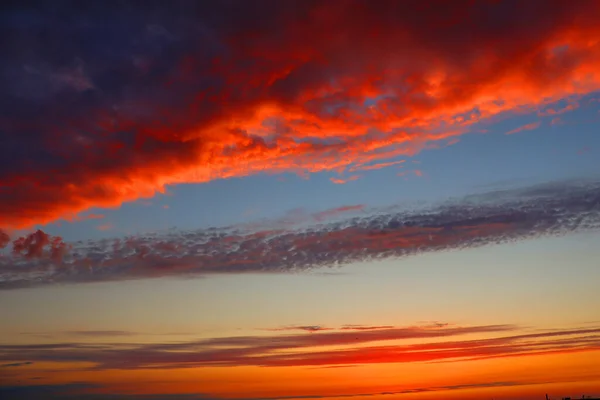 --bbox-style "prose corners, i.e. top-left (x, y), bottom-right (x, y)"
top-left (12, 230), bottom-right (70, 262)
top-left (0, 230), bottom-right (10, 249)
top-left (3, 1), bottom-right (600, 229)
